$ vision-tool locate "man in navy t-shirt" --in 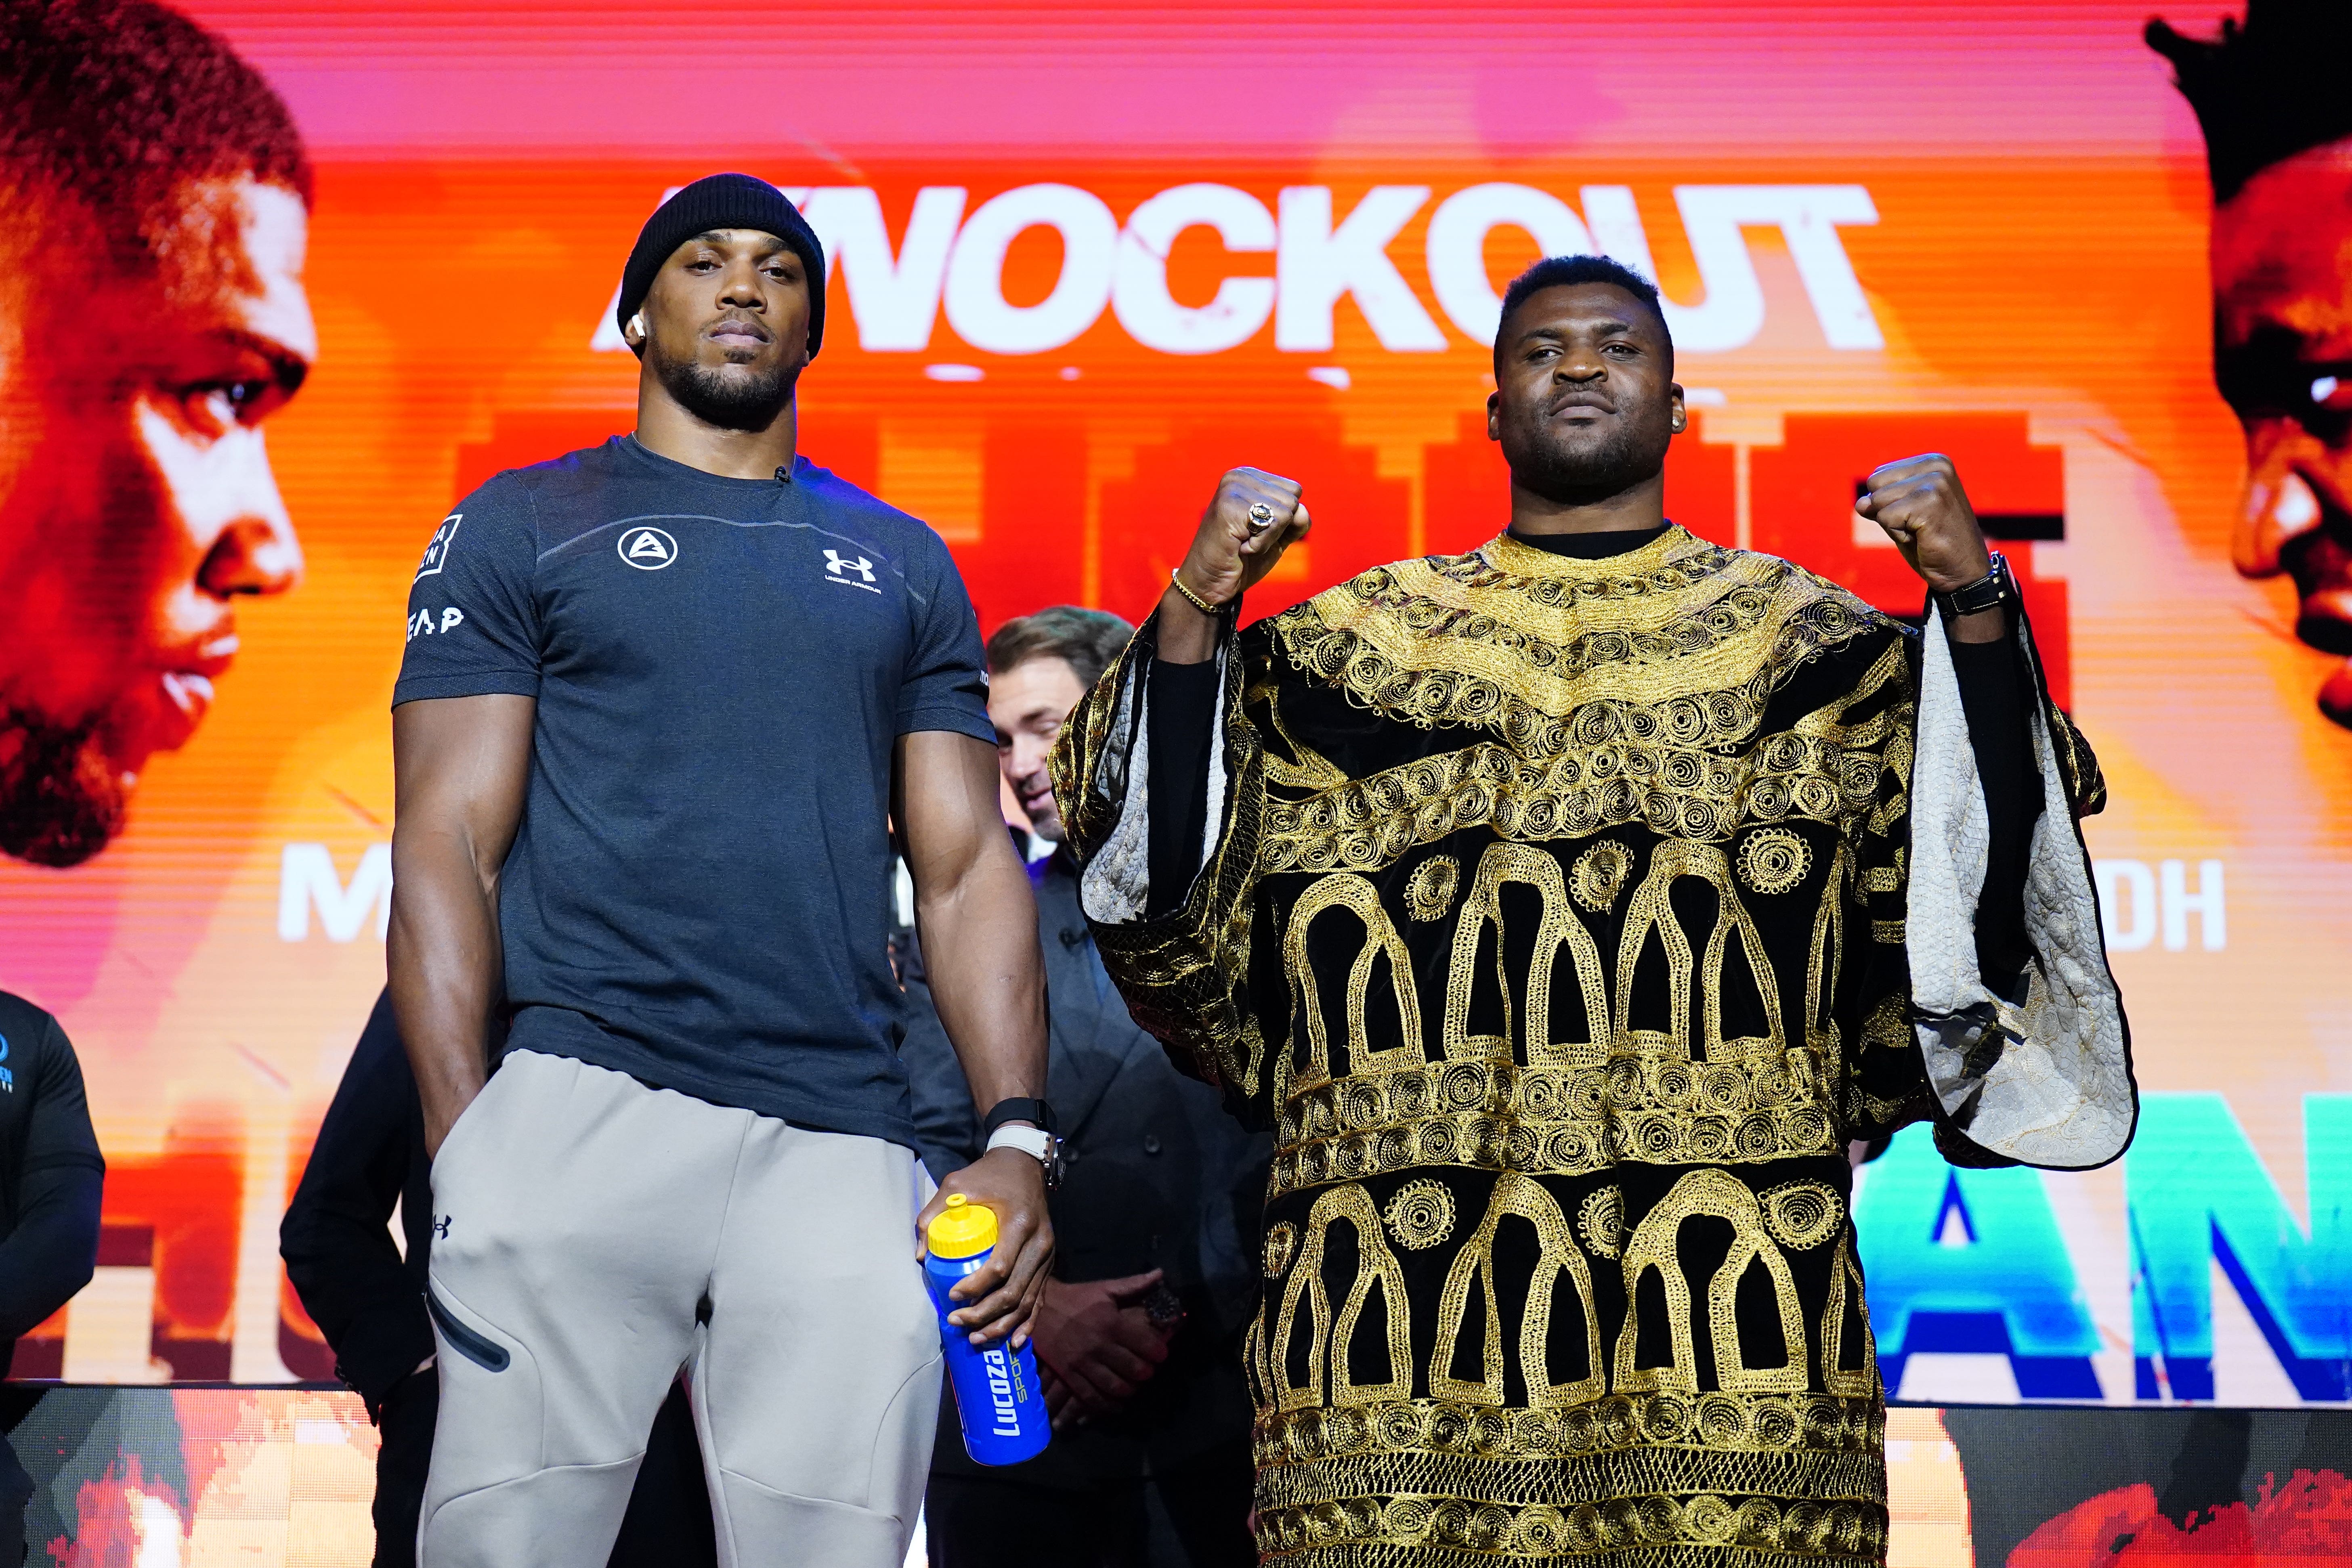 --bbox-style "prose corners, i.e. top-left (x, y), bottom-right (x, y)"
top-left (389, 174), bottom-right (1056, 1568)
